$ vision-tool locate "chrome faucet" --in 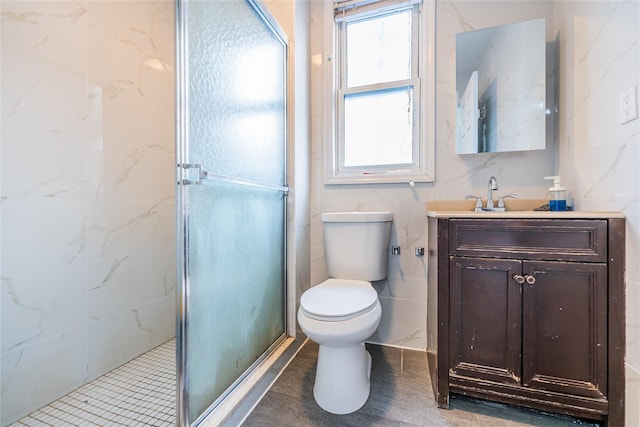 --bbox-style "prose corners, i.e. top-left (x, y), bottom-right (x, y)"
top-left (466, 176), bottom-right (516, 212)
top-left (486, 176), bottom-right (498, 210)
